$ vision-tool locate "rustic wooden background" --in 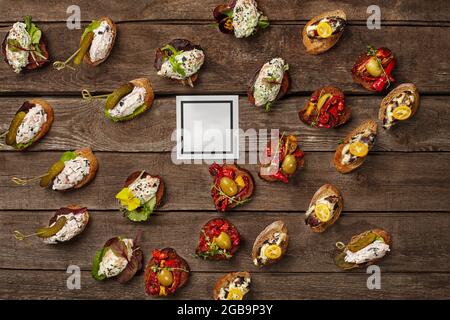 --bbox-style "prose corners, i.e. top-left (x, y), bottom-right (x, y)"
top-left (1, 0), bottom-right (450, 299)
